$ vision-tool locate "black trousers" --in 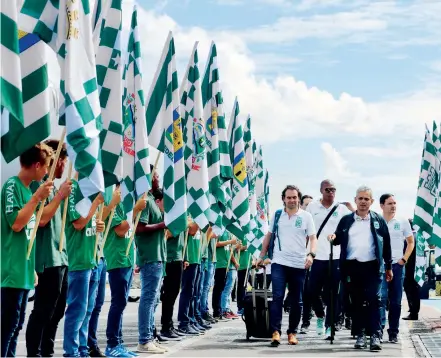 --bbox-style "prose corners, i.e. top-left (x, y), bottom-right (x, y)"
top-left (346, 260), bottom-right (382, 337)
top-left (161, 261), bottom-right (183, 330)
top-left (301, 269), bottom-right (313, 326)
top-left (236, 269), bottom-right (250, 311)
top-left (404, 247), bottom-right (420, 316)
top-left (25, 266), bottom-right (68, 357)
top-left (212, 268), bottom-right (227, 317)
top-left (255, 273), bottom-right (272, 290)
